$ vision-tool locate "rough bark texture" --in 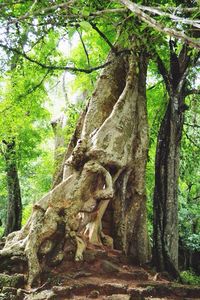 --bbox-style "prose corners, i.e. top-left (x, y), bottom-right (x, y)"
top-left (153, 42), bottom-right (191, 278)
top-left (153, 99), bottom-right (182, 278)
top-left (0, 44), bottom-right (149, 287)
top-left (112, 52), bottom-right (149, 263)
top-left (3, 140), bottom-right (22, 236)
